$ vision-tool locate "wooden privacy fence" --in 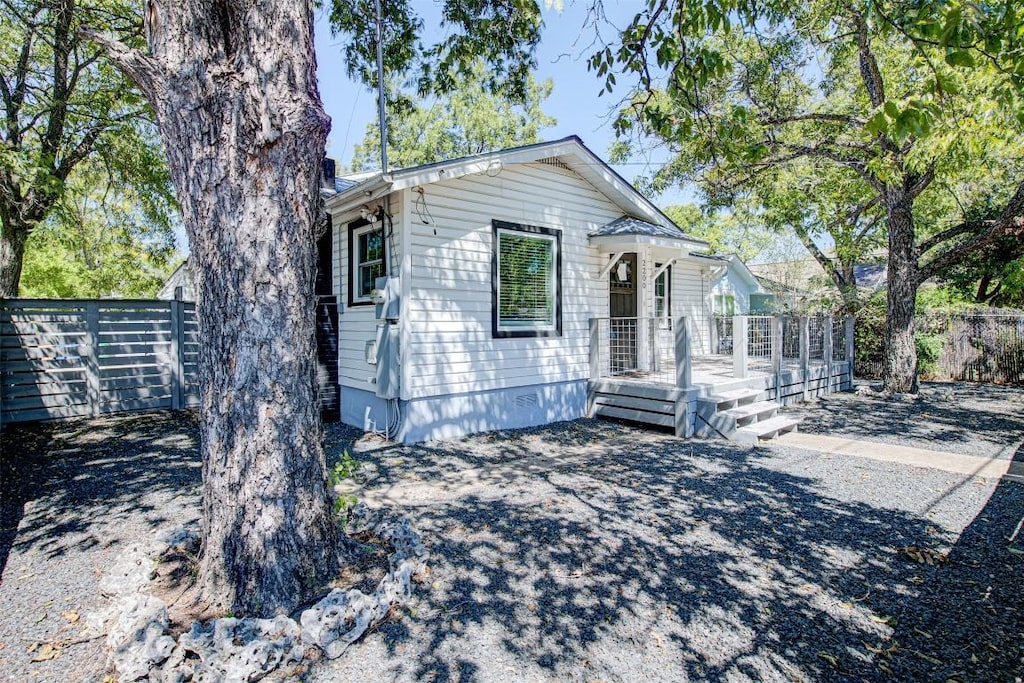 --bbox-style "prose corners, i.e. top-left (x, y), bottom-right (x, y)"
top-left (856, 312), bottom-right (1024, 384)
top-left (0, 299), bottom-right (199, 425)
